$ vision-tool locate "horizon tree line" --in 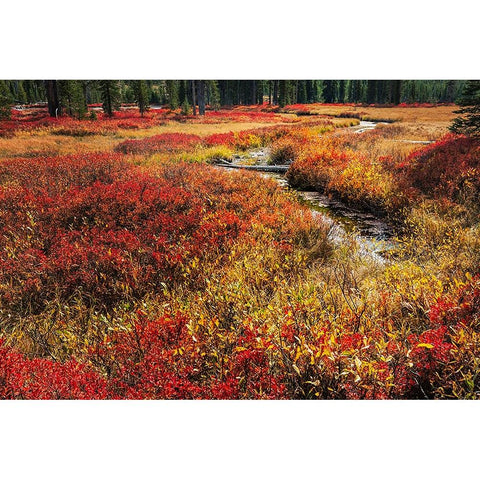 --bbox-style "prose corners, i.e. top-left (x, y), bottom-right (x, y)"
top-left (0, 80), bottom-right (468, 120)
